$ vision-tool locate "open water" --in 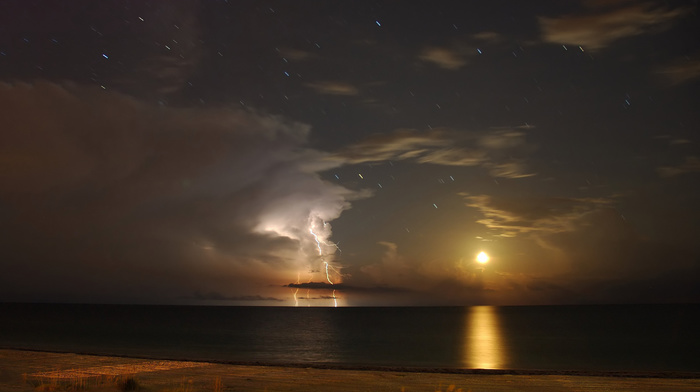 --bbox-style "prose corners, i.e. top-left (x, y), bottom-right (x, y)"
top-left (0, 303), bottom-right (698, 372)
